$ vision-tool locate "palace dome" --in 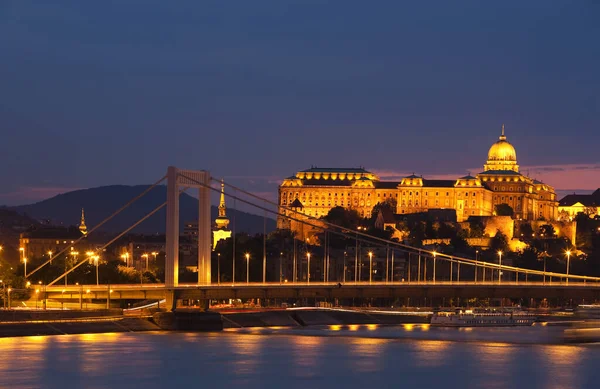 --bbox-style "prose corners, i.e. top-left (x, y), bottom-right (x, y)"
top-left (482, 125), bottom-right (519, 173)
top-left (487, 136), bottom-right (516, 162)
